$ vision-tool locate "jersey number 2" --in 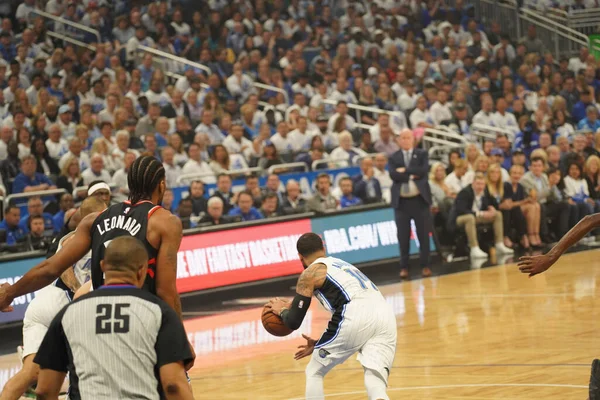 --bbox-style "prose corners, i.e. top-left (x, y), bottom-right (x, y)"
top-left (96, 304), bottom-right (130, 334)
